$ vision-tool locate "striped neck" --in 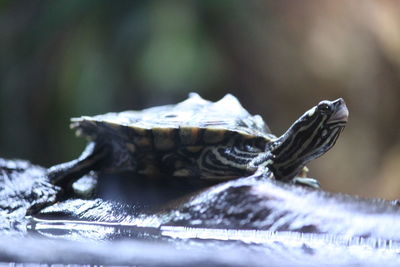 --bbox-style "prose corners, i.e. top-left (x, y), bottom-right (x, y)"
top-left (268, 99), bottom-right (348, 182)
